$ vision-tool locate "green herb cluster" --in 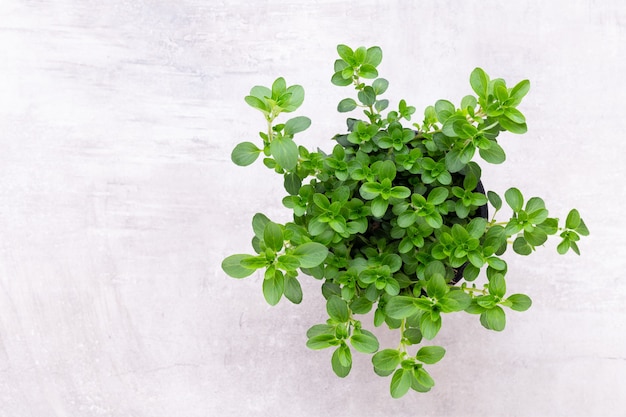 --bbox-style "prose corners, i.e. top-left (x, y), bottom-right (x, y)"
top-left (222, 45), bottom-right (588, 397)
